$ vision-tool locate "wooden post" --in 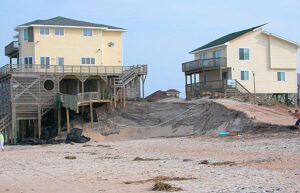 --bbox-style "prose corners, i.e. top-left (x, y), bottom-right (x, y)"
top-left (185, 74), bottom-right (187, 97)
top-left (66, 107), bottom-right (70, 133)
top-left (114, 88), bottom-right (117, 108)
top-left (123, 87), bottom-right (126, 108)
top-left (90, 102), bottom-right (94, 128)
top-left (11, 104), bottom-right (16, 144)
top-left (38, 105), bottom-right (41, 139)
top-left (58, 107), bottom-right (61, 136)
top-left (219, 66), bottom-right (222, 80)
top-left (33, 120), bottom-right (37, 138)
top-left (81, 106), bottom-right (85, 127)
